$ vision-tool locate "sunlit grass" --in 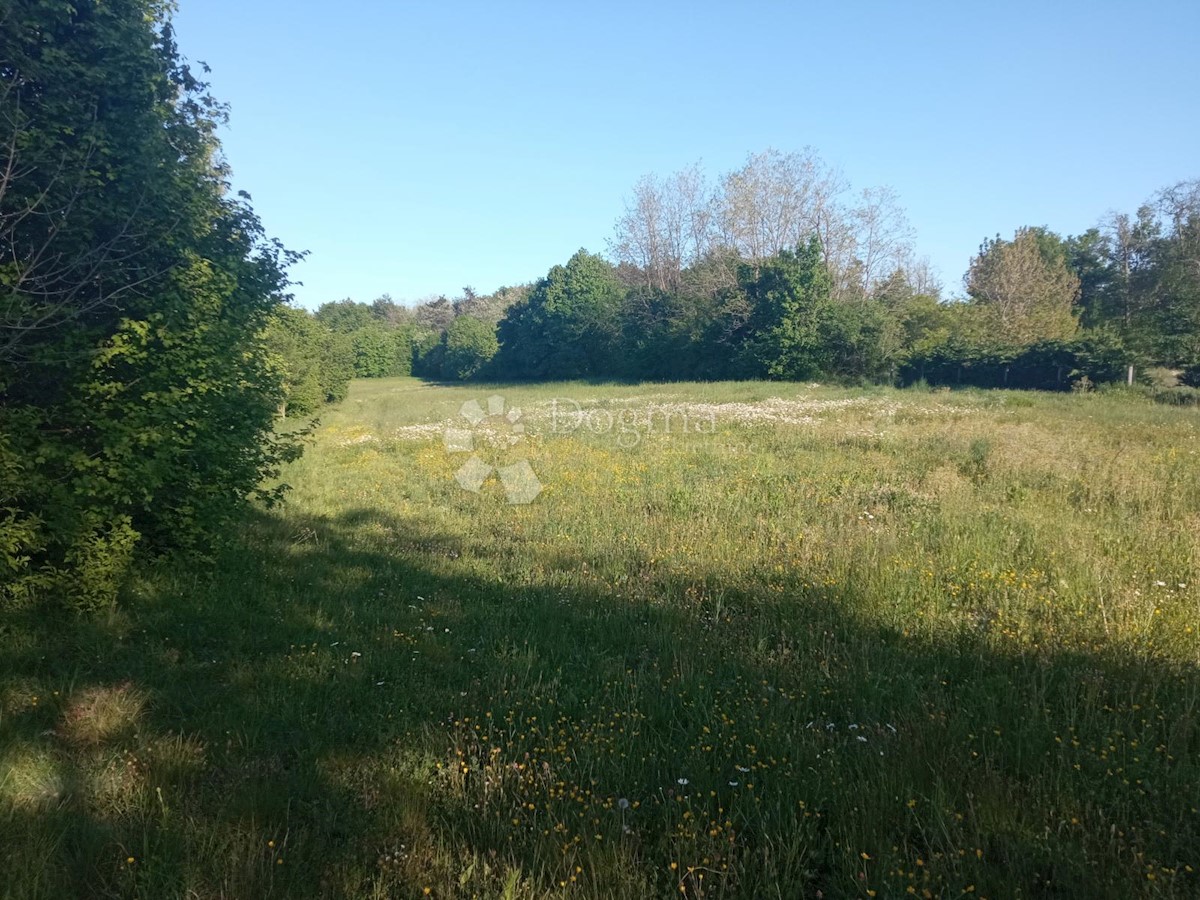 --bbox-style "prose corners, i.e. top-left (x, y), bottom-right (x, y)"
top-left (2, 377), bottom-right (1198, 898)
